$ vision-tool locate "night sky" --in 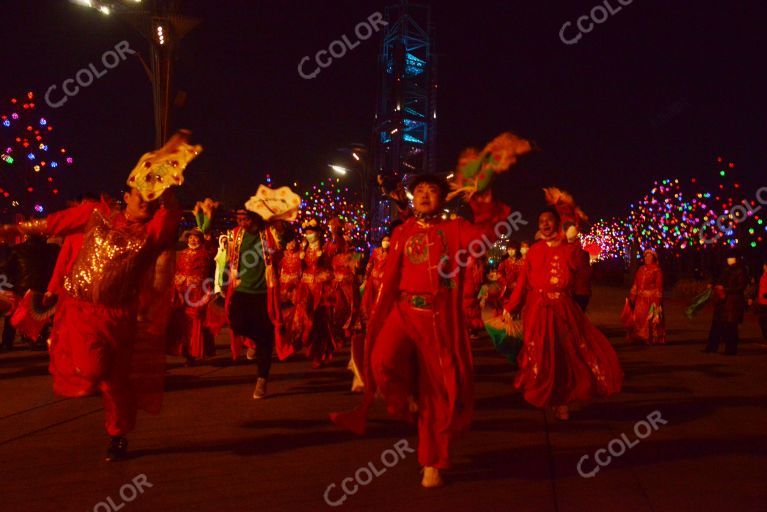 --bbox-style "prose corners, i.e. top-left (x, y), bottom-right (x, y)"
top-left (2, 0), bottom-right (764, 224)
